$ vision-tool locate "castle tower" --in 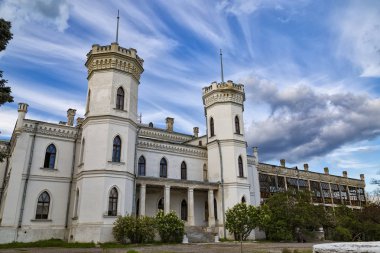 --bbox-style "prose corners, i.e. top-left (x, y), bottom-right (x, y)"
top-left (202, 80), bottom-right (250, 218)
top-left (71, 43), bottom-right (144, 242)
